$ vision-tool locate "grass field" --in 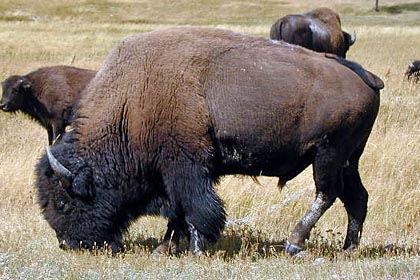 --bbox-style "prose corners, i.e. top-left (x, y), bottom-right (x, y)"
top-left (0, 0), bottom-right (419, 279)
